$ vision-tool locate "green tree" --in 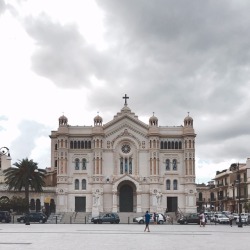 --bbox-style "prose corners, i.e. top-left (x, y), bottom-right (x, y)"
top-left (3, 158), bottom-right (46, 214)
